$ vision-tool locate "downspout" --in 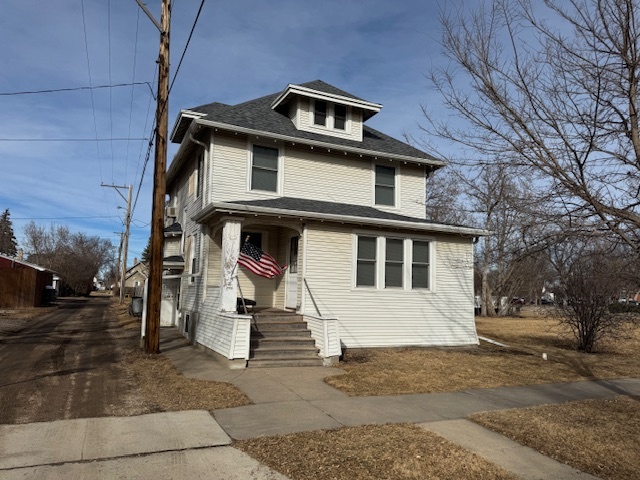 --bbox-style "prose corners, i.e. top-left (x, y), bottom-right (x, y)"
top-left (189, 132), bottom-right (208, 211)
